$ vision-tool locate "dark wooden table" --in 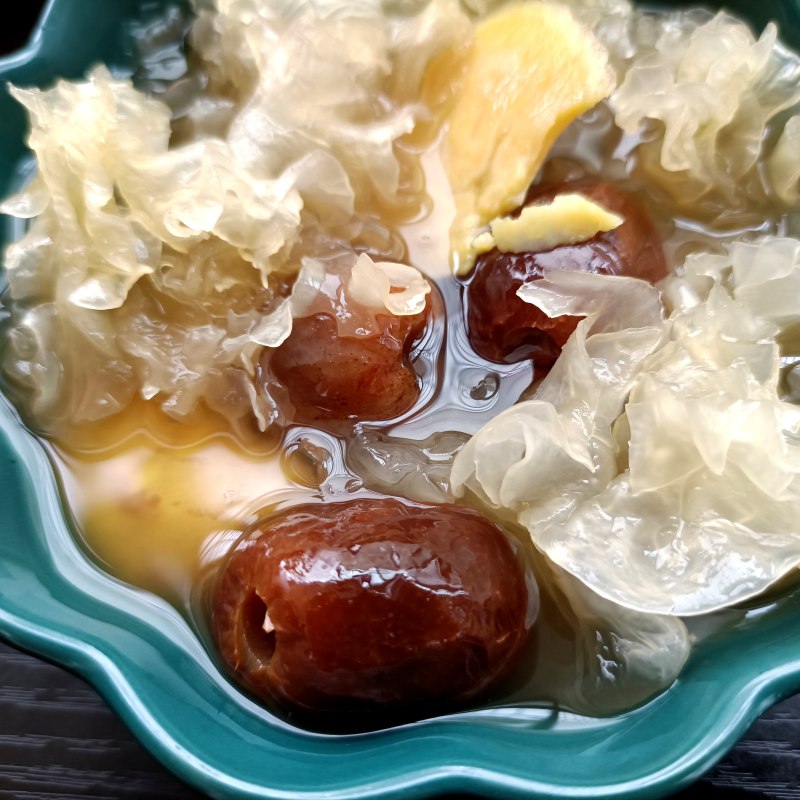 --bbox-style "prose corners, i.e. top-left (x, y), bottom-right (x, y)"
top-left (2, 2), bottom-right (800, 799)
top-left (2, 637), bottom-right (800, 799)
